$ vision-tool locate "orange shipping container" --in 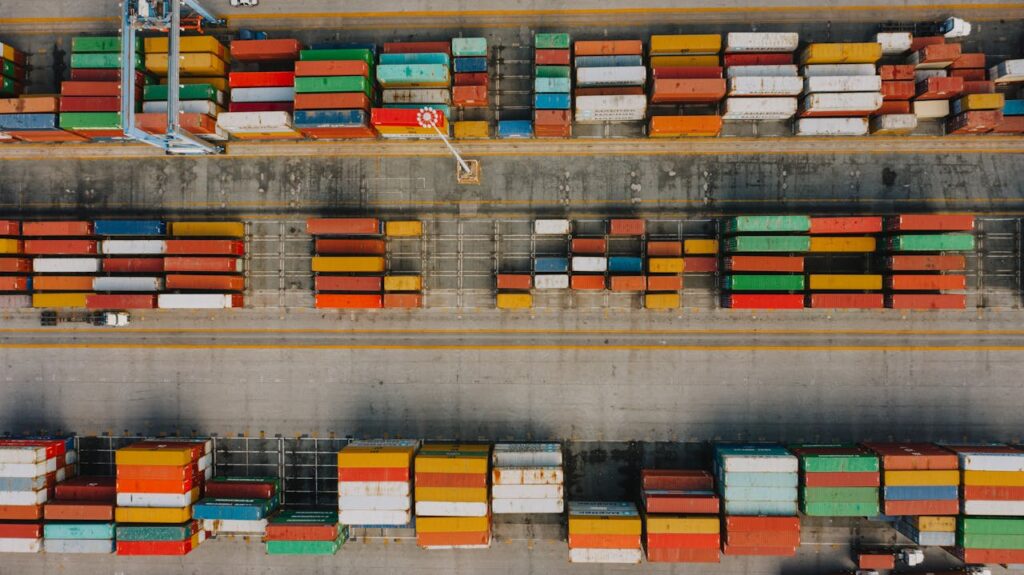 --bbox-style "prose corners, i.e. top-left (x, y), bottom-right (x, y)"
top-left (44, 501), bottom-right (114, 521)
top-left (0, 277), bottom-right (28, 291)
top-left (452, 85), bottom-right (488, 107)
top-left (879, 65), bottom-right (915, 81)
top-left (726, 256), bottom-right (804, 273)
top-left (887, 274), bottom-right (966, 291)
top-left (0, 96), bottom-right (59, 114)
top-left (383, 293), bottom-right (422, 308)
top-left (294, 60), bottom-right (369, 77)
top-left (861, 443), bottom-right (958, 470)
top-left (0, 220), bottom-right (19, 236)
top-left (163, 257), bottom-right (240, 273)
top-left (0, 505), bottom-right (43, 520)
top-left (32, 276), bottom-right (94, 291)
top-left (647, 242), bottom-right (682, 257)
top-left (231, 39), bottom-right (302, 62)
top-left (21, 221), bottom-right (93, 236)
top-left (571, 238), bottom-right (606, 254)
top-left (117, 464), bottom-right (200, 481)
top-left (684, 257), bottom-right (717, 272)
top-left (875, 101), bottom-right (911, 115)
top-left (574, 40), bottom-right (643, 56)
top-left (649, 115), bottom-right (723, 136)
top-left (165, 274), bottom-right (244, 291)
top-left (534, 109), bottom-right (571, 126)
top-left (315, 238), bottom-right (386, 255)
top-left (315, 293), bottom-right (383, 309)
top-left (136, 112), bottom-right (217, 136)
top-left (610, 275), bottom-right (645, 292)
top-left (116, 477), bottom-right (194, 494)
top-left (294, 92), bottom-right (372, 111)
top-left (164, 240), bottom-right (244, 255)
top-left (306, 218), bottom-right (380, 235)
top-left (571, 275), bottom-right (605, 290)
top-left (496, 274), bottom-right (532, 290)
top-left (647, 275), bottom-right (683, 291)
top-left (609, 219), bottom-right (645, 236)
top-left (23, 239), bottom-right (97, 255)
top-left (888, 255), bottom-right (966, 271)
top-left (0, 258), bottom-right (31, 273)
top-left (650, 79), bottom-right (726, 104)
